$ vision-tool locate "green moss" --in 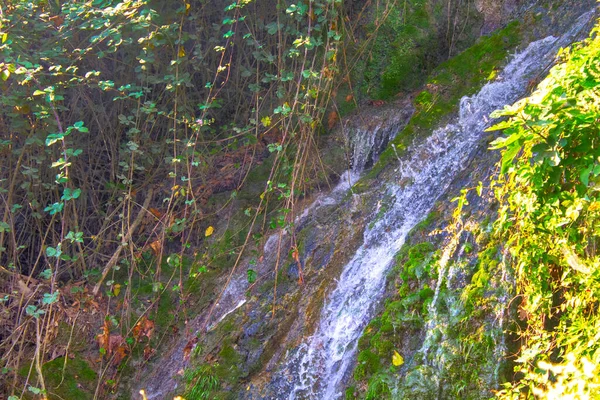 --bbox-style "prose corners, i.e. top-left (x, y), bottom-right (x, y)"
top-left (345, 385), bottom-right (359, 400)
top-left (213, 343), bottom-right (244, 389)
top-left (42, 357), bottom-right (97, 400)
top-left (353, 350), bottom-right (381, 381)
top-left (365, 373), bottom-right (393, 400)
top-left (366, 21), bottom-right (522, 178)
